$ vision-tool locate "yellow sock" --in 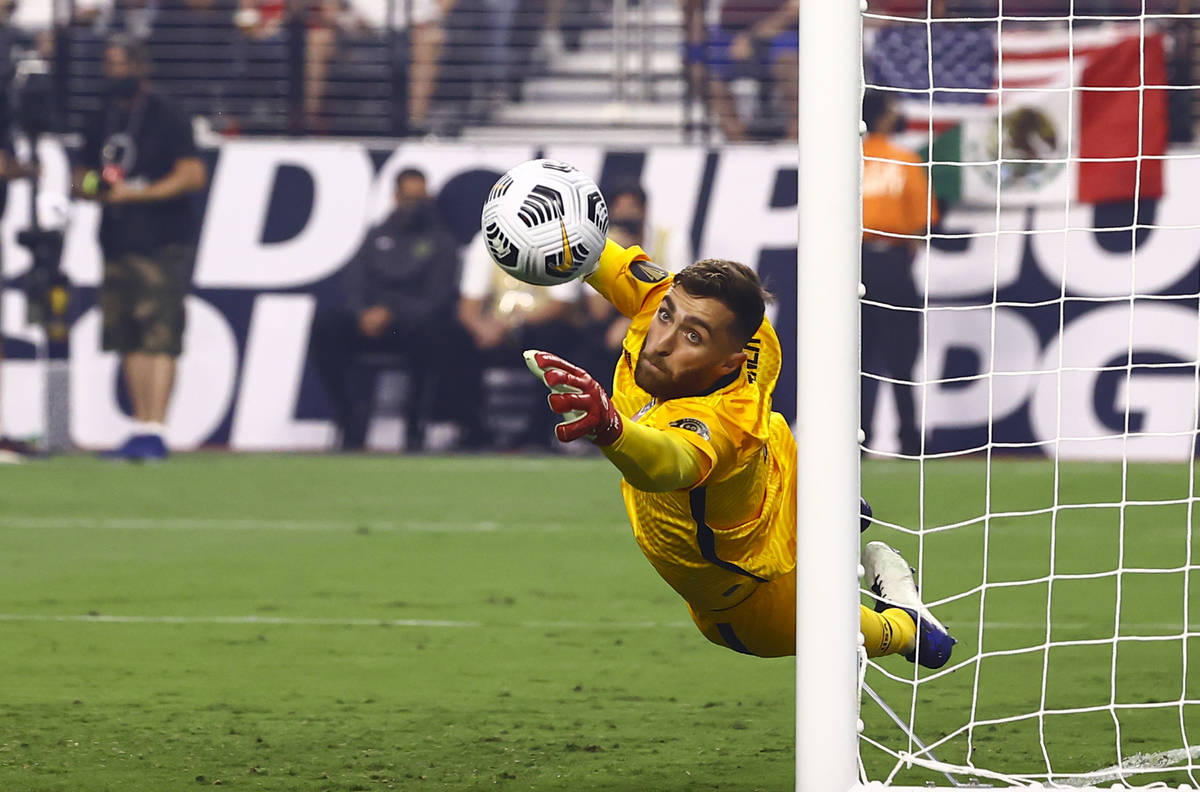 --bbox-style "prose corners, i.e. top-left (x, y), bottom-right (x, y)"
top-left (860, 604), bottom-right (917, 658)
